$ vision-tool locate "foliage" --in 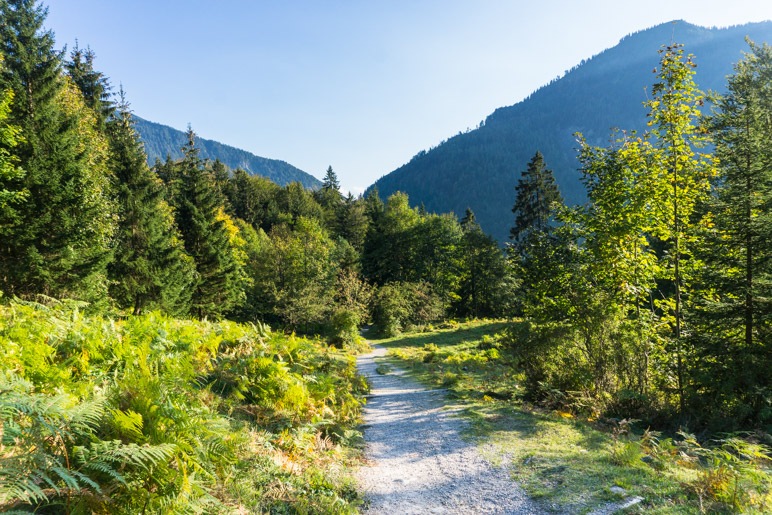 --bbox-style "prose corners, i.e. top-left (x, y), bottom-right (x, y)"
top-left (168, 129), bottom-right (246, 319)
top-left (0, 299), bottom-right (366, 512)
top-left (692, 39), bottom-right (772, 430)
top-left (0, 1), bottom-right (115, 306)
top-left (107, 94), bottom-right (195, 316)
top-left (0, 83), bottom-right (25, 212)
top-left (371, 281), bottom-right (444, 337)
top-left (367, 22), bottom-right (772, 243)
